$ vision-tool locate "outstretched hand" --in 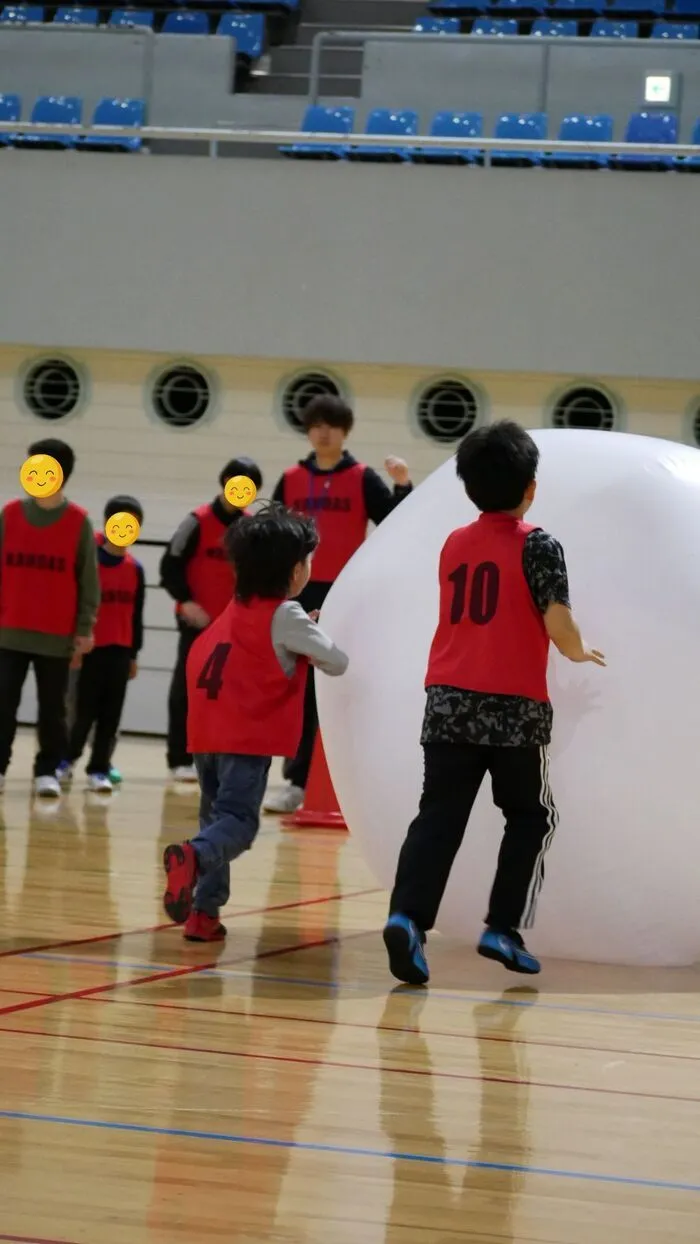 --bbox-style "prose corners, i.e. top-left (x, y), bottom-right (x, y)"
top-left (580, 647), bottom-right (606, 667)
top-left (385, 456), bottom-right (410, 487)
